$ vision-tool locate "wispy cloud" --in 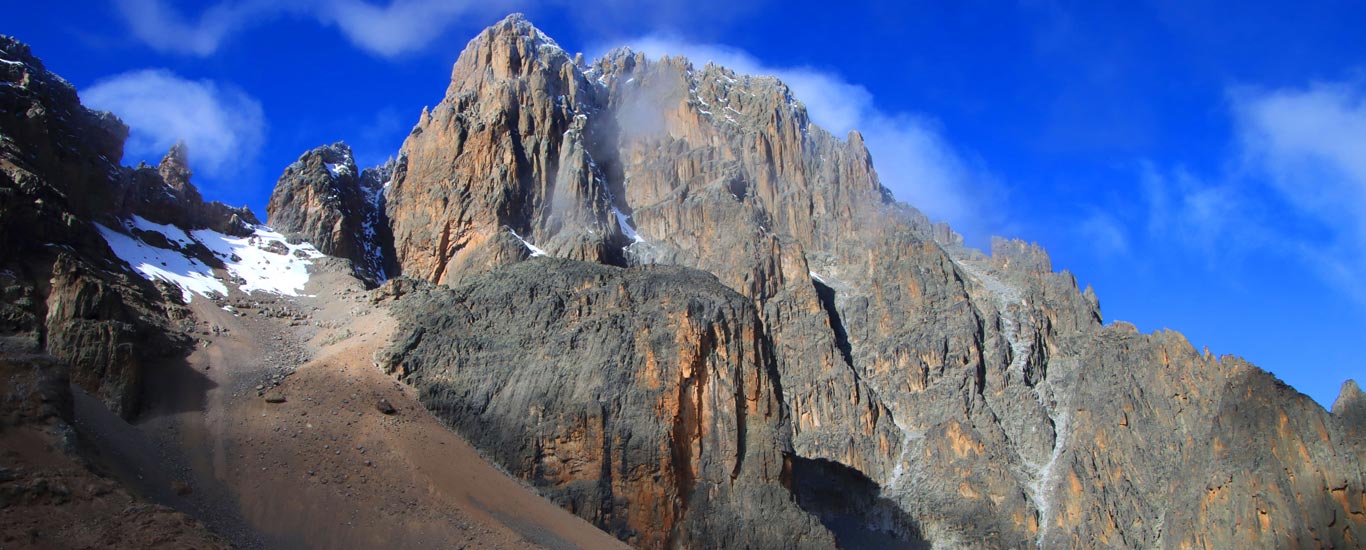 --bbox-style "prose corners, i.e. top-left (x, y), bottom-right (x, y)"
top-left (1126, 79), bottom-right (1366, 301)
top-left (82, 69), bottom-right (265, 178)
top-left (113, 0), bottom-right (285, 57)
top-left (1139, 163), bottom-right (1261, 255)
top-left (323, 0), bottom-right (507, 56)
top-left (112, 0), bottom-right (512, 57)
top-left (1232, 81), bottom-right (1366, 237)
top-left (1077, 209), bottom-right (1130, 258)
top-left (1229, 79), bottom-right (1366, 301)
top-left (615, 36), bottom-right (999, 239)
